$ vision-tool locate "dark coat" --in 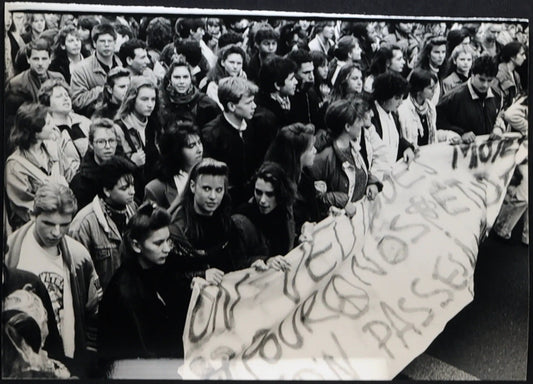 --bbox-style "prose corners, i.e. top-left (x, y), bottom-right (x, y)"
top-left (97, 256), bottom-right (188, 363)
top-left (234, 200), bottom-right (295, 257)
top-left (144, 178), bottom-right (178, 209)
top-left (294, 168), bottom-right (322, 239)
top-left (288, 86), bottom-right (325, 131)
top-left (201, 114), bottom-right (271, 207)
top-left (436, 81), bottom-right (502, 136)
top-left (6, 69), bottom-right (65, 102)
top-left (168, 205), bottom-right (264, 283)
top-left (69, 150), bottom-right (101, 211)
top-left (251, 91), bottom-right (291, 134)
top-left (309, 141), bottom-right (383, 212)
top-left (158, 88), bottom-right (220, 129)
